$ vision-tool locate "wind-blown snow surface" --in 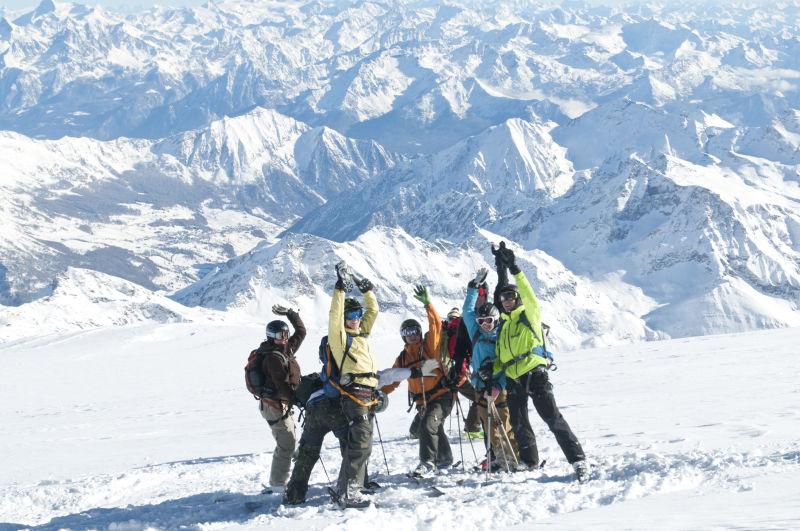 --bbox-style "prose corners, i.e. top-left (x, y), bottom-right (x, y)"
top-left (1, 324), bottom-right (799, 530)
